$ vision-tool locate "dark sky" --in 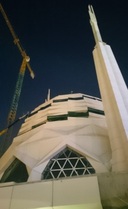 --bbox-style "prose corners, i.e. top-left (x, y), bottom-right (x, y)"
top-left (0, 0), bottom-right (128, 133)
